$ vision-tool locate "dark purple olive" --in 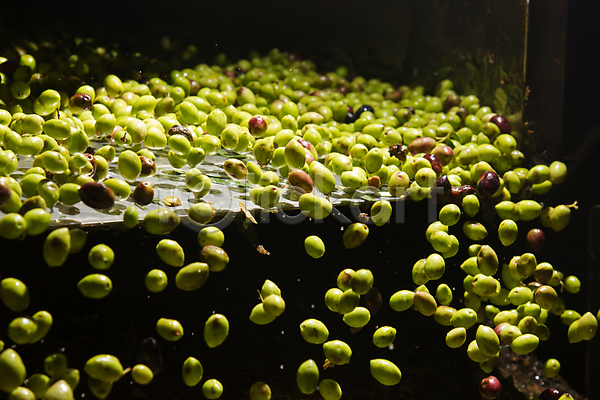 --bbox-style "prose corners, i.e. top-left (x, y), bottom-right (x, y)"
top-left (423, 153), bottom-right (442, 176)
top-left (538, 388), bottom-right (562, 400)
top-left (490, 115), bottom-right (511, 135)
top-left (477, 170), bottom-right (501, 199)
top-left (360, 287), bottom-right (382, 315)
top-left (248, 115), bottom-right (269, 138)
top-left (443, 93), bottom-right (461, 112)
top-left (479, 376), bottom-right (502, 399)
top-left (69, 92), bottom-right (93, 112)
top-left (79, 182), bottom-right (115, 209)
top-left (344, 105), bottom-right (357, 123)
top-left (0, 180), bottom-right (11, 207)
top-left (136, 337), bottom-right (163, 374)
top-left (167, 124), bottom-right (194, 142)
top-left (432, 175), bottom-right (452, 204)
top-left (139, 156), bottom-right (157, 177)
top-left (527, 228), bottom-right (546, 252)
top-left (131, 181), bottom-right (154, 205)
top-left (434, 175), bottom-right (452, 194)
top-left (355, 104), bottom-right (374, 118)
